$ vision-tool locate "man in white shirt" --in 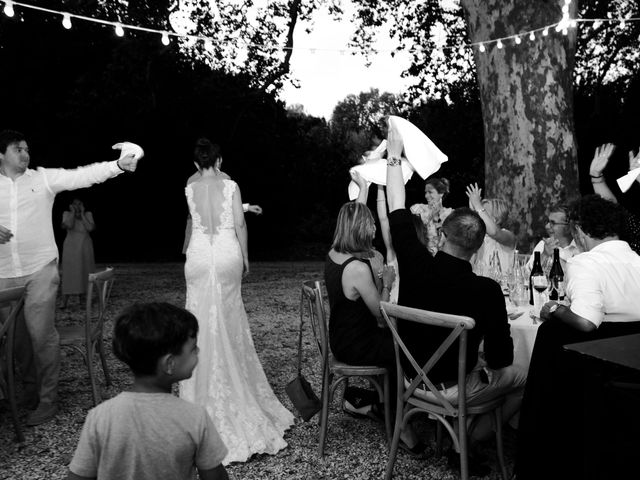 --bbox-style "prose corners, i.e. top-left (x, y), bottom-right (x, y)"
top-left (516, 195), bottom-right (640, 479)
top-left (0, 130), bottom-right (142, 426)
